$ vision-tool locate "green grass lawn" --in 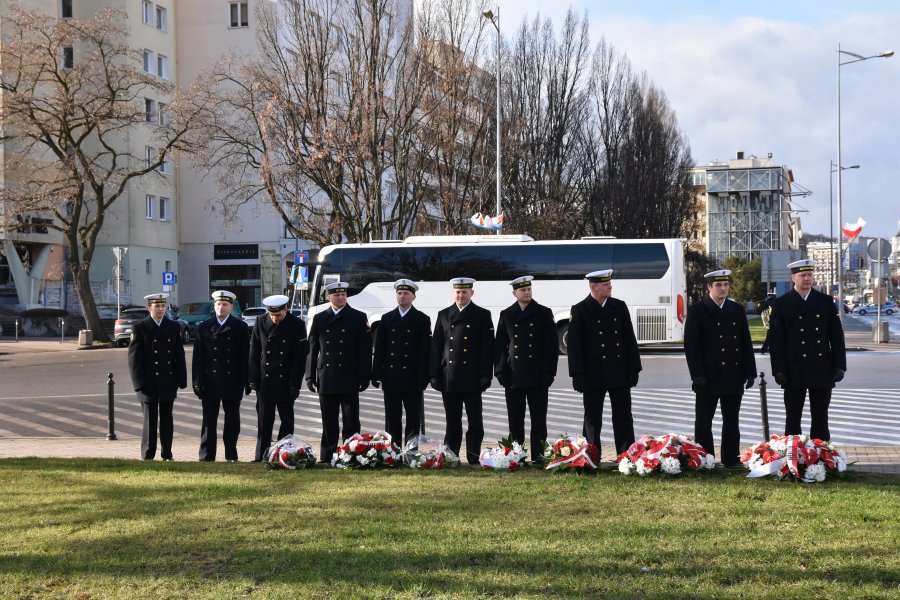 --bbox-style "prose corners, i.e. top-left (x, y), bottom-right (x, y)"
top-left (748, 318), bottom-right (768, 344)
top-left (1, 459), bottom-right (898, 599)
